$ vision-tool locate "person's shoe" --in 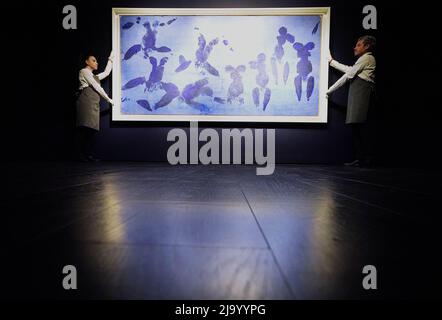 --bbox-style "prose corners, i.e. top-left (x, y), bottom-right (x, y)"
top-left (344, 159), bottom-right (360, 167)
top-left (87, 155), bottom-right (101, 162)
